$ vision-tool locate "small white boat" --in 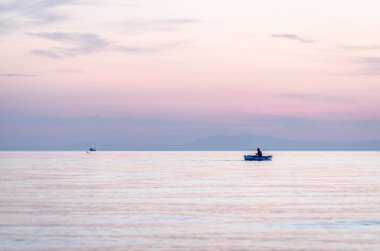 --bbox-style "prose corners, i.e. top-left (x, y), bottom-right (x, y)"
top-left (244, 155), bottom-right (272, 161)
